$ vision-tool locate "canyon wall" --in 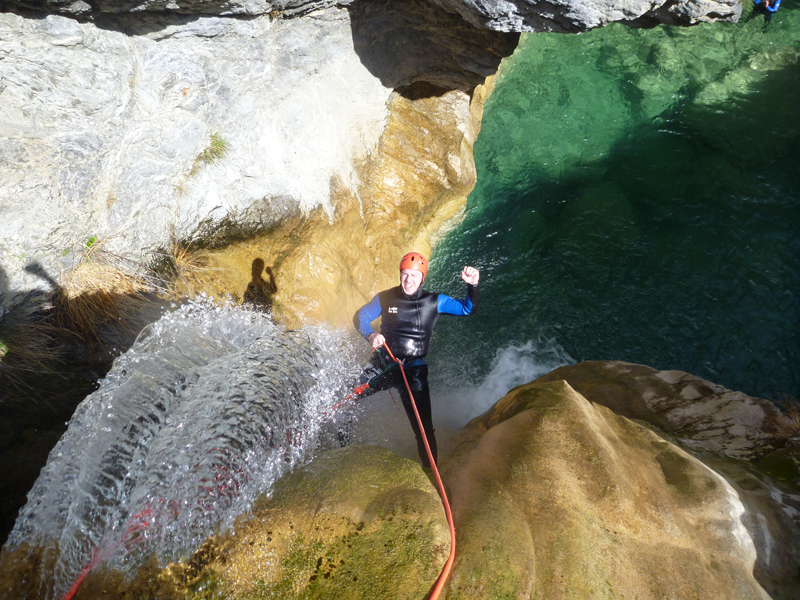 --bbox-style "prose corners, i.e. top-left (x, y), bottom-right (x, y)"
top-left (0, 0), bottom-right (739, 326)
